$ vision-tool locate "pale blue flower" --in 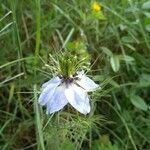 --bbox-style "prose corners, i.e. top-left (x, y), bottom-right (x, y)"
top-left (38, 71), bottom-right (98, 115)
